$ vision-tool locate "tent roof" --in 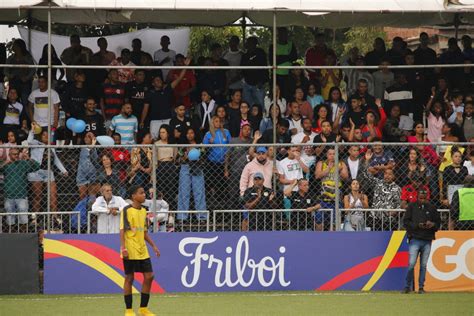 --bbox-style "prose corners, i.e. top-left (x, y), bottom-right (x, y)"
top-left (2, 0), bottom-right (474, 27)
